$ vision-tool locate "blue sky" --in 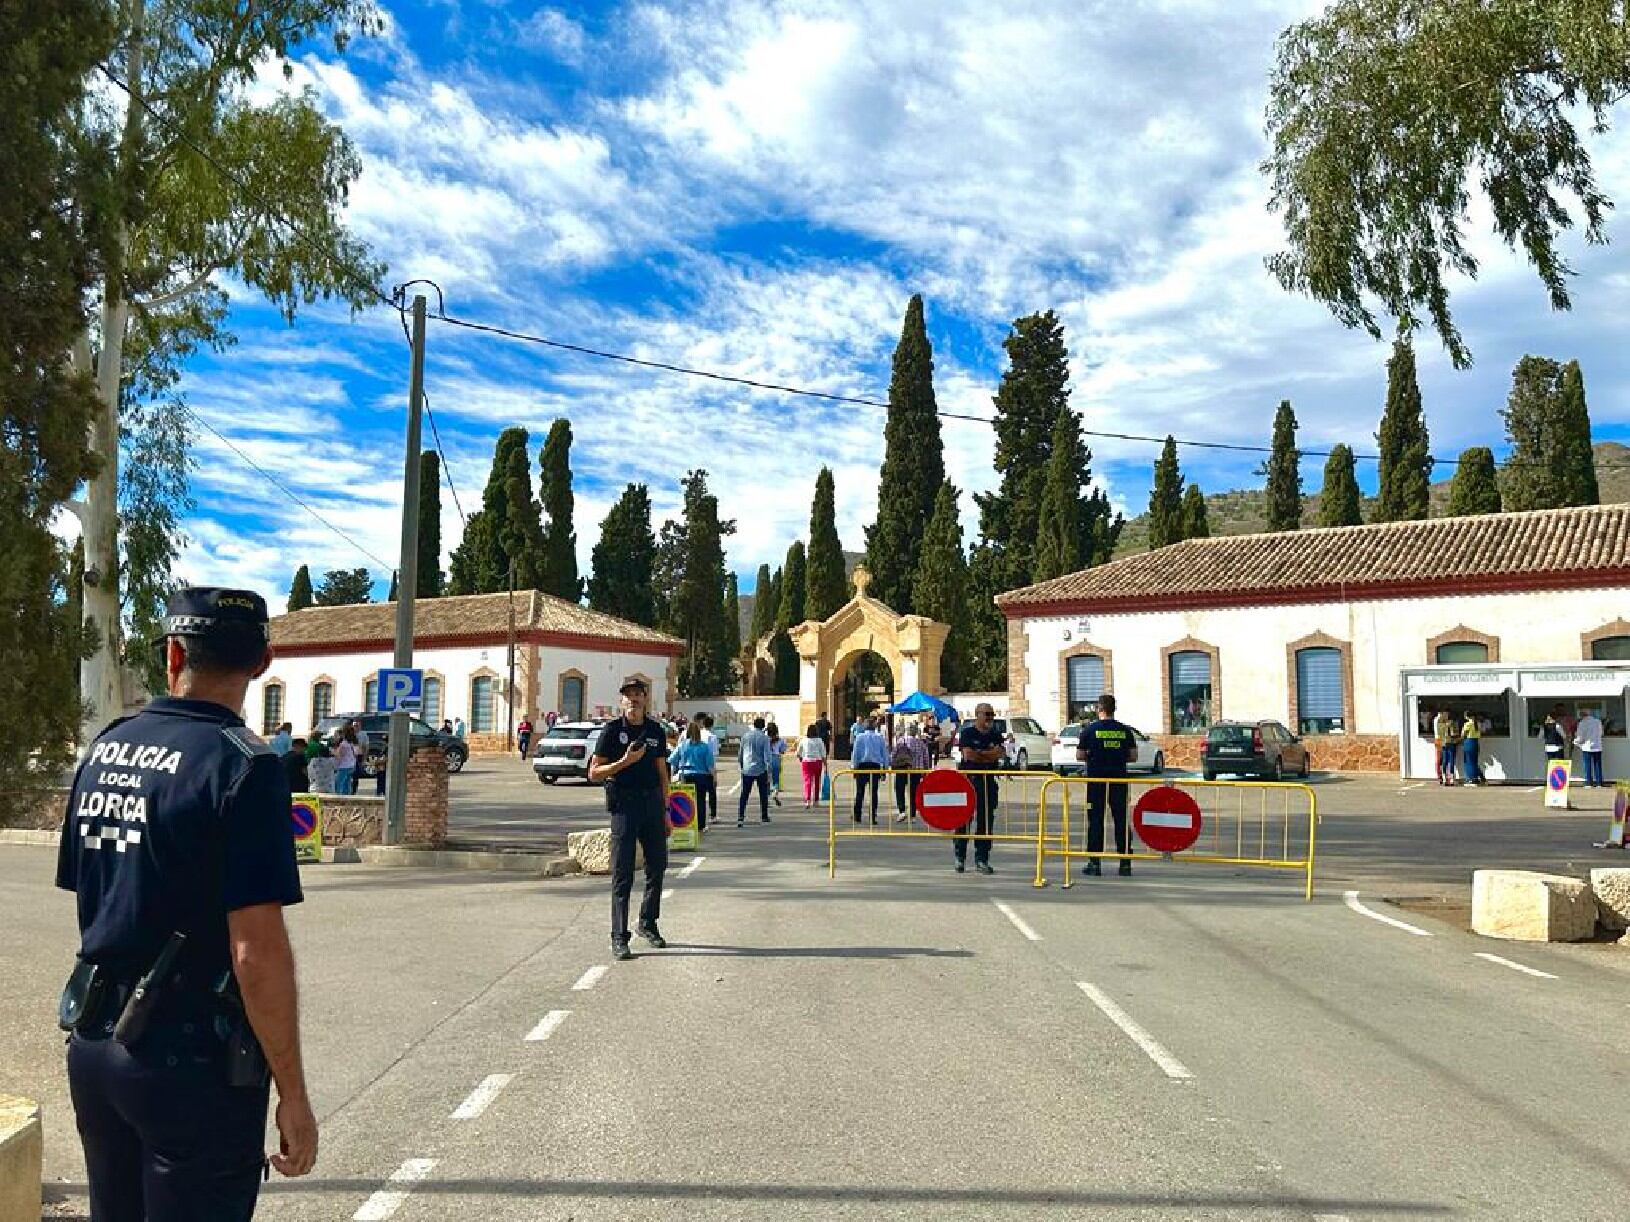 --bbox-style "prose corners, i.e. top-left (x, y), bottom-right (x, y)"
top-left (168, 0), bottom-right (1630, 603)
